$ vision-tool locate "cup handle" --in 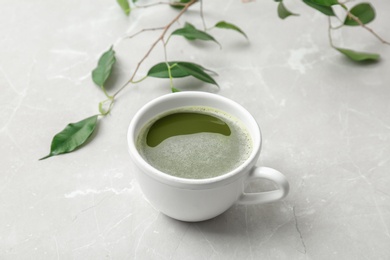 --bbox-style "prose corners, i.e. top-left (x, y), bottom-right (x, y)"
top-left (237, 167), bottom-right (290, 205)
